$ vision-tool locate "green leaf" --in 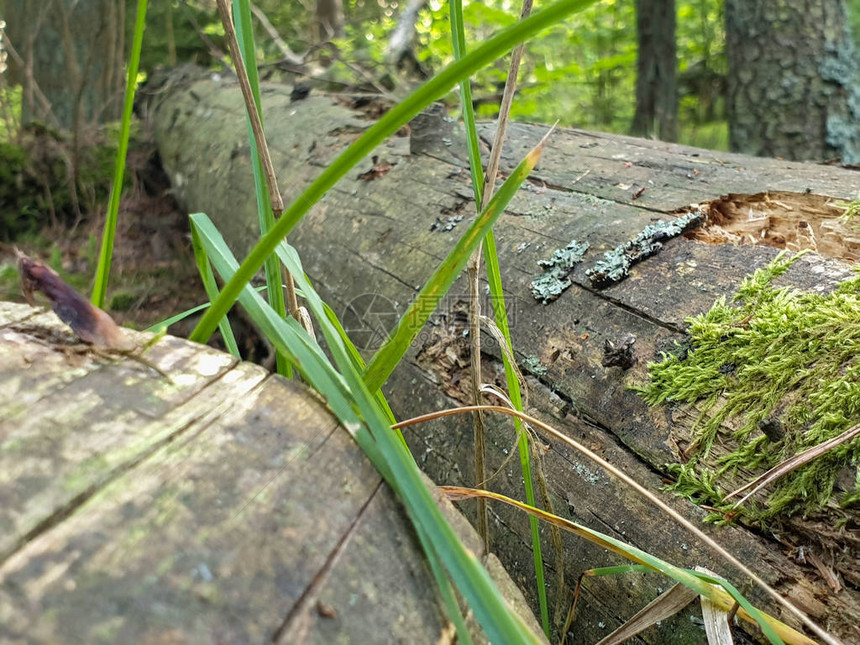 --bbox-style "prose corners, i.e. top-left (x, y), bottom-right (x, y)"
top-left (362, 129), bottom-right (552, 392)
top-left (190, 224), bottom-right (240, 357)
top-left (189, 0), bottom-right (602, 345)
